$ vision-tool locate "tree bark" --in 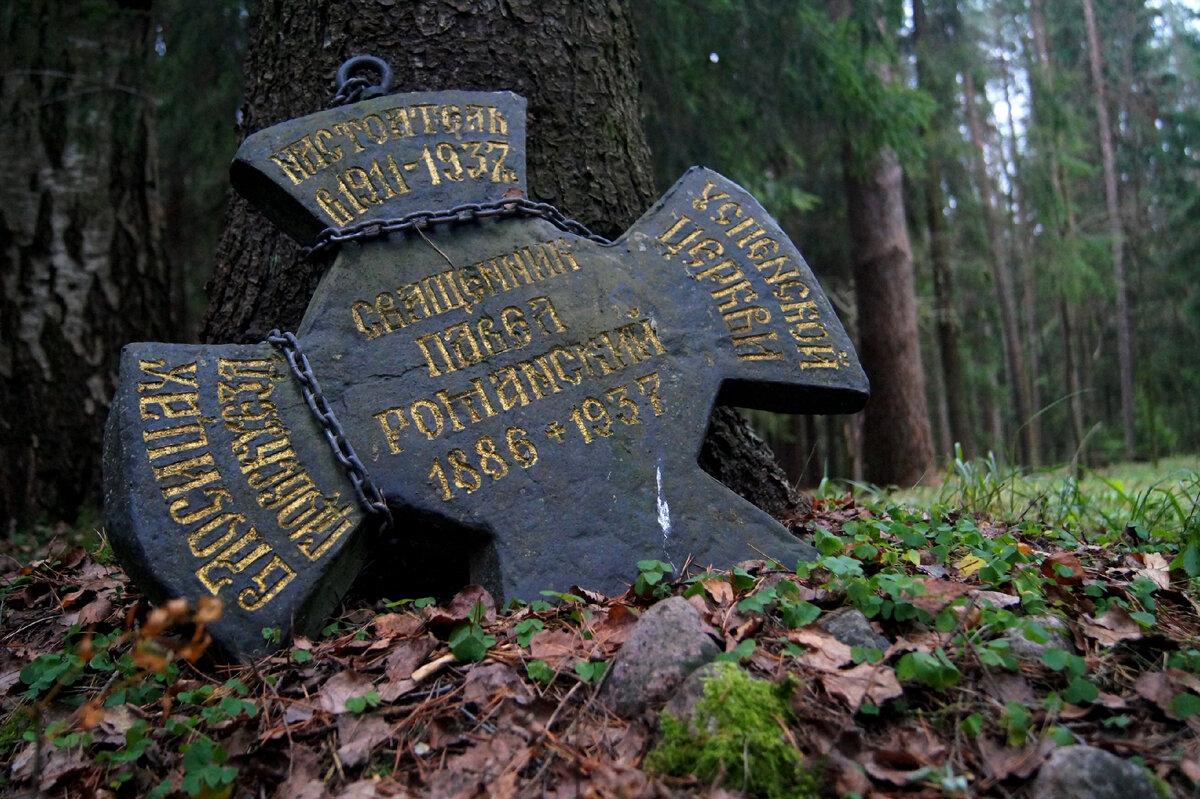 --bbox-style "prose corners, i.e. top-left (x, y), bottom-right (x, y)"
top-left (998, 47), bottom-right (1043, 466)
top-left (913, 0), bottom-right (974, 461)
top-left (964, 70), bottom-right (1035, 466)
top-left (202, 1), bottom-right (806, 518)
top-left (825, 0), bottom-right (933, 488)
top-left (1082, 0), bottom-right (1136, 459)
top-left (202, 0), bottom-right (658, 343)
top-left (1029, 0), bottom-right (1090, 464)
top-left (844, 147), bottom-right (935, 486)
top-left (0, 0), bottom-right (170, 534)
